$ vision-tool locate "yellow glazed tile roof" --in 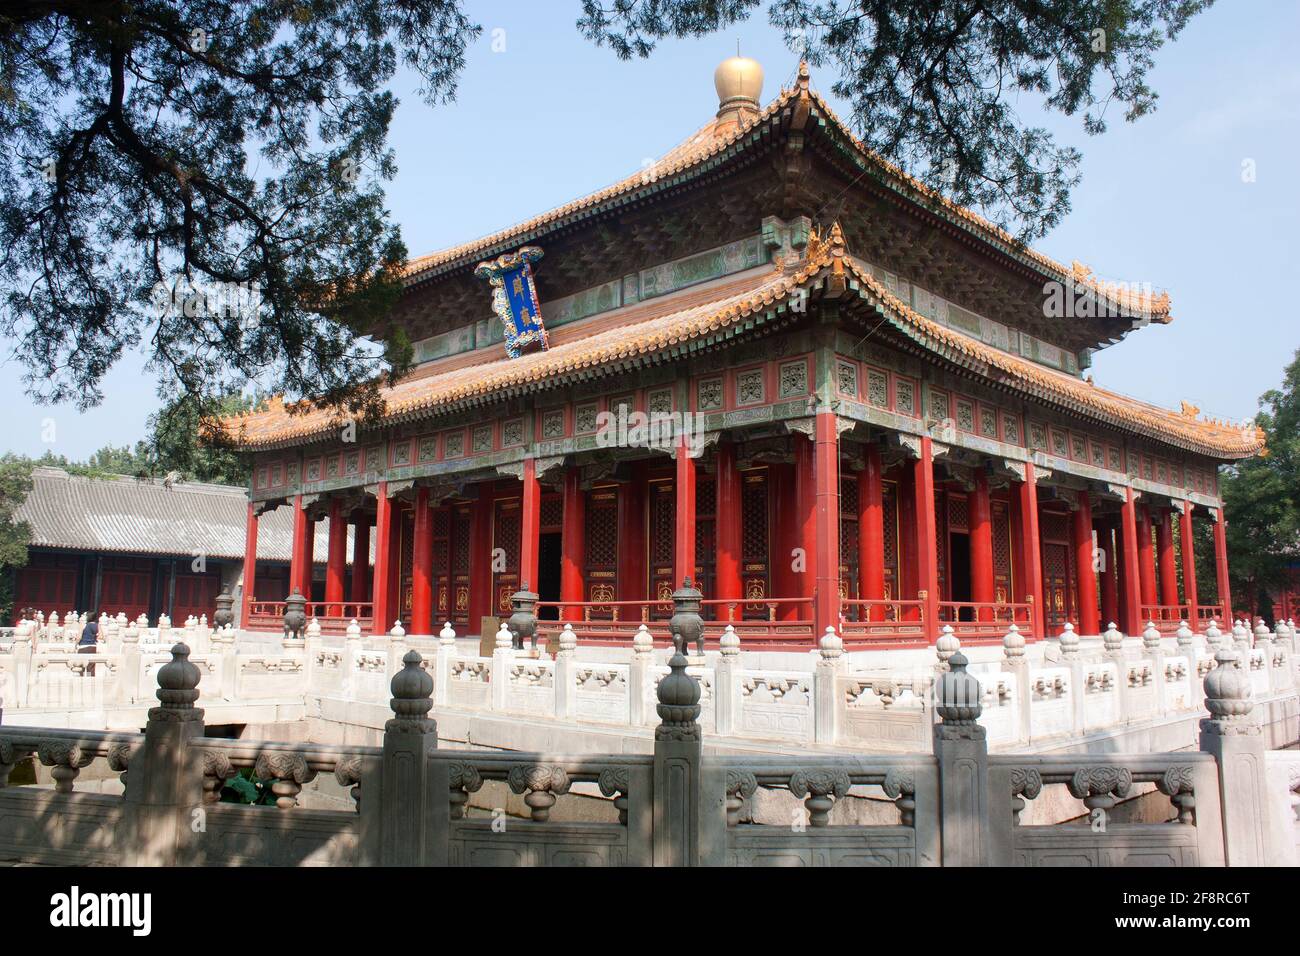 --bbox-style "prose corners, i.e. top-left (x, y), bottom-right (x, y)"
top-left (221, 229), bottom-right (1258, 459)
top-left (402, 64), bottom-right (1171, 322)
